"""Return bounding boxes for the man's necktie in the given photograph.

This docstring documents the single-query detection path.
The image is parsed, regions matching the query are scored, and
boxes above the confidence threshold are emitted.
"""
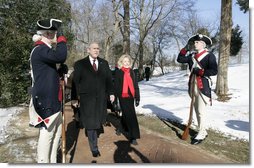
[93,59,97,71]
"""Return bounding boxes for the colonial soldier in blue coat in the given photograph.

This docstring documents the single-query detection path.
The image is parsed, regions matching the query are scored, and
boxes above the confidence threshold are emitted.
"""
[177,34,218,145]
[72,42,115,157]
[30,18,67,163]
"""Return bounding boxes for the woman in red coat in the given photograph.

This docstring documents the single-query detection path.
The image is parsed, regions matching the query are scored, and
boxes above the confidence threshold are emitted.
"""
[114,54,140,145]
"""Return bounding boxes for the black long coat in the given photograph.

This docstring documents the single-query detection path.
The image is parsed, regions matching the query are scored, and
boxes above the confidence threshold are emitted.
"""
[73,56,114,129]
[177,50,218,98]
[114,68,140,139]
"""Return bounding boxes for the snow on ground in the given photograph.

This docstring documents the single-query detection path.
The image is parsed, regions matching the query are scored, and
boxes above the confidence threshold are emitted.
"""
[136,63,249,141]
[0,107,23,144]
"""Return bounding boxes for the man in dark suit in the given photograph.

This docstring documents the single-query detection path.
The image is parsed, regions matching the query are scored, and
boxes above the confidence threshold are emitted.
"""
[72,42,115,157]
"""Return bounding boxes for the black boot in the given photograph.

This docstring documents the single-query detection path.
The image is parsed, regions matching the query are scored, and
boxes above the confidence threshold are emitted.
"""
[130,139,138,145]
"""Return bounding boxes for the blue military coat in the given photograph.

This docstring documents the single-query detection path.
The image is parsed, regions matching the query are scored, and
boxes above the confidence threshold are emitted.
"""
[30,40,67,128]
[177,48,218,99]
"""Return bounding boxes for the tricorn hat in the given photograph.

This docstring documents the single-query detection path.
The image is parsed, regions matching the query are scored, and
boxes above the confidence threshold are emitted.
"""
[36,18,62,30]
[188,34,212,46]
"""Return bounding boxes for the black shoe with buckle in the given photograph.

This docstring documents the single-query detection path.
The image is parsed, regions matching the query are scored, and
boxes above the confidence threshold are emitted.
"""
[92,150,101,157]
[191,134,208,144]
[191,133,198,140]
[191,139,204,145]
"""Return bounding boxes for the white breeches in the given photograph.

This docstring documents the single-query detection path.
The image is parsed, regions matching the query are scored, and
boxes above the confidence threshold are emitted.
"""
[37,113,62,163]
[192,80,209,139]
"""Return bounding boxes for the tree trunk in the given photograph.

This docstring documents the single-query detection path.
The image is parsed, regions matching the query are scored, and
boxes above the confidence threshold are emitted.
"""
[104,0,121,61]
[151,43,158,73]
[138,43,144,80]
[215,0,232,100]
[104,37,112,61]
[122,0,130,55]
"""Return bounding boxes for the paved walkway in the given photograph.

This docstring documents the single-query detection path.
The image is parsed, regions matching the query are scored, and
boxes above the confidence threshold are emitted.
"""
[60,104,232,164]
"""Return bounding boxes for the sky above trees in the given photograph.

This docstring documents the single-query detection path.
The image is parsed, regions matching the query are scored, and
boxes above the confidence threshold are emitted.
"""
[195,0,249,33]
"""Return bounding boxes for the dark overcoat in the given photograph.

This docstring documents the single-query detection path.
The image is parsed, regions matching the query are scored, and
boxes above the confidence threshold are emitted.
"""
[31,41,67,120]
[73,56,114,129]
[177,50,218,98]
[114,68,140,139]
[114,69,140,101]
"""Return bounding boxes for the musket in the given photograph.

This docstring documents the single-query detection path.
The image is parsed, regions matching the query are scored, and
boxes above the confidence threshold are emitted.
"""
[60,76,66,163]
[182,74,195,140]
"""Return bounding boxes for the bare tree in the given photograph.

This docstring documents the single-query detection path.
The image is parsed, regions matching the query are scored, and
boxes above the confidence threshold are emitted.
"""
[156,46,168,75]
[99,0,122,61]
[70,0,122,63]
[121,0,131,54]
[215,0,232,101]
[71,0,98,59]
[149,19,172,73]
[131,0,177,76]
[146,0,196,73]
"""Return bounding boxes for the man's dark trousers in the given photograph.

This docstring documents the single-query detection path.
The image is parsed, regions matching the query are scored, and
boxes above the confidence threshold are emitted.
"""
[86,129,98,152]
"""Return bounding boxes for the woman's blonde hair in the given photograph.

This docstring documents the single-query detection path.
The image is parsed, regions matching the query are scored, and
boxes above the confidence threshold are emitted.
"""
[117,54,133,69]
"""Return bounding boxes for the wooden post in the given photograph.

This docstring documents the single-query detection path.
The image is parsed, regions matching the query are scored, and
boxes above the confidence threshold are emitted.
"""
[61,78,66,163]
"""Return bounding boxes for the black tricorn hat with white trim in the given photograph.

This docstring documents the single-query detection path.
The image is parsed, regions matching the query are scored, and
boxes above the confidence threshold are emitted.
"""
[36,18,62,30]
[188,34,212,46]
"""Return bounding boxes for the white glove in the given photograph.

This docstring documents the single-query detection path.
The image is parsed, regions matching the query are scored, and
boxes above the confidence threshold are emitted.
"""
[110,95,115,103]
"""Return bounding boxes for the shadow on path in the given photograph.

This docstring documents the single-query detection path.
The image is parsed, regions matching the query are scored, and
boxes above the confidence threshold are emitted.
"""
[57,119,80,163]
[113,140,150,163]
[142,104,198,139]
